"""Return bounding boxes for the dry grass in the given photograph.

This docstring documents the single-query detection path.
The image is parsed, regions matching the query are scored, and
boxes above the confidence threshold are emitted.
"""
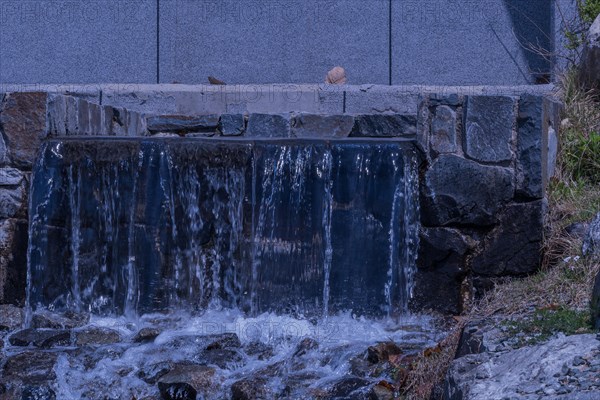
[403,321,464,400]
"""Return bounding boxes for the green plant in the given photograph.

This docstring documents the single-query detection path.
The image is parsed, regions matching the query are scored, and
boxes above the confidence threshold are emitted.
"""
[505,307,593,346]
[557,69,600,184]
[579,0,600,24]
[561,0,600,52]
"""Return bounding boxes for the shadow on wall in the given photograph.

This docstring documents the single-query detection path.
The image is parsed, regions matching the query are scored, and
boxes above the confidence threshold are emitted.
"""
[502,0,554,83]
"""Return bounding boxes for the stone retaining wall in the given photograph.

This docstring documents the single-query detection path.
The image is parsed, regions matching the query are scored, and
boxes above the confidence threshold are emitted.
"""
[0,86,562,314]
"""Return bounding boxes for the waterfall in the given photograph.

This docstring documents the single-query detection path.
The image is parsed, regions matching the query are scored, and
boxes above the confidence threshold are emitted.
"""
[27,138,419,318]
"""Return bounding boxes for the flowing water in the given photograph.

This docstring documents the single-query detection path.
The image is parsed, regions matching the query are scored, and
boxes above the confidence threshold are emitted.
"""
[27,138,419,318]
[17,137,434,398]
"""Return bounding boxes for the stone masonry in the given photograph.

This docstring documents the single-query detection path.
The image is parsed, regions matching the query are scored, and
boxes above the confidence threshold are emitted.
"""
[0,86,561,314]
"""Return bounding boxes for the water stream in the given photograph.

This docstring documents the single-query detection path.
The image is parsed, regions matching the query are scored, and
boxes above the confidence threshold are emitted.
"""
[27,138,420,318]
[18,137,430,398]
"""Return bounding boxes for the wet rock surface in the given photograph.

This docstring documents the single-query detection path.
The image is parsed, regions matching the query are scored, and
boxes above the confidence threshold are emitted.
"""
[74,326,122,346]
[8,328,70,348]
[0,304,23,330]
[444,318,600,400]
[0,309,443,399]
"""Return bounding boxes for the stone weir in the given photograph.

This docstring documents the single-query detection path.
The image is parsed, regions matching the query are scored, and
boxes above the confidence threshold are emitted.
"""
[0,85,562,315]
[27,138,419,317]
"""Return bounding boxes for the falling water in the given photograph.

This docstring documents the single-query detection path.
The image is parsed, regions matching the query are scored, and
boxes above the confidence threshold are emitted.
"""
[27,138,419,318]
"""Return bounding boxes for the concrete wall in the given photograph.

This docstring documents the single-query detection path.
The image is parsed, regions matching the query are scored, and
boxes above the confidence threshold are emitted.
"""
[0,1,575,85]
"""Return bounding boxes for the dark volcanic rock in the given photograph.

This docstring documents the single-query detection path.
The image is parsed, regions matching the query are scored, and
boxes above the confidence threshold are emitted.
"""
[146,115,219,135]
[293,337,319,357]
[0,185,25,219]
[328,376,370,398]
[0,219,28,305]
[0,167,24,186]
[31,310,89,329]
[292,114,354,138]
[413,227,474,314]
[420,155,514,227]
[0,304,23,330]
[157,364,215,400]
[246,114,291,137]
[465,96,515,163]
[244,341,274,360]
[350,114,417,137]
[583,212,600,257]
[369,383,395,400]
[204,332,241,350]
[367,342,402,364]
[455,323,488,358]
[74,326,121,346]
[516,95,545,199]
[199,348,245,369]
[231,377,270,400]
[471,201,544,277]
[430,105,458,155]
[218,114,245,136]
[8,328,70,348]
[579,14,600,91]
[0,92,48,168]
[3,351,58,382]
[138,361,173,384]
[133,327,162,343]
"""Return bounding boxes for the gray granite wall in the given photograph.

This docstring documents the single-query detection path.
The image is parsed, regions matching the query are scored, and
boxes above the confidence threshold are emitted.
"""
[0,1,575,85]
[0,87,561,314]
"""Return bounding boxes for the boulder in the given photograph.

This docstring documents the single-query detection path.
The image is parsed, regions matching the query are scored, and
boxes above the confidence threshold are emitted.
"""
[31,310,89,329]
[412,227,474,314]
[146,115,219,135]
[293,337,319,358]
[74,326,121,346]
[366,341,403,364]
[8,328,70,348]
[246,114,291,137]
[231,377,270,400]
[0,219,28,305]
[0,304,23,330]
[138,361,173,384]
[218,114,245,136]
[516,95,545,199]
[349,114,417,137]
[204,332,241,350]
[0,185,26,219]
[292,114,354,138]
[420,155,514,227]
[327,376,370,398]
[0,167,24,186]
[465,96,515,163]
[2,351,58,382]
[0,92,48,168]
[133,327,161,343]
[244,341,274,360]
[443,334,599,400]
[579,14,600,91]
[471,201,544,277]
[430,105,458,155]
[157,364,215,400]
[582,212,600,256]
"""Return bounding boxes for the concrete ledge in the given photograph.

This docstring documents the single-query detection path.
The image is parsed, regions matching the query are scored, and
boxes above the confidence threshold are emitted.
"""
[1,84,557,116]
